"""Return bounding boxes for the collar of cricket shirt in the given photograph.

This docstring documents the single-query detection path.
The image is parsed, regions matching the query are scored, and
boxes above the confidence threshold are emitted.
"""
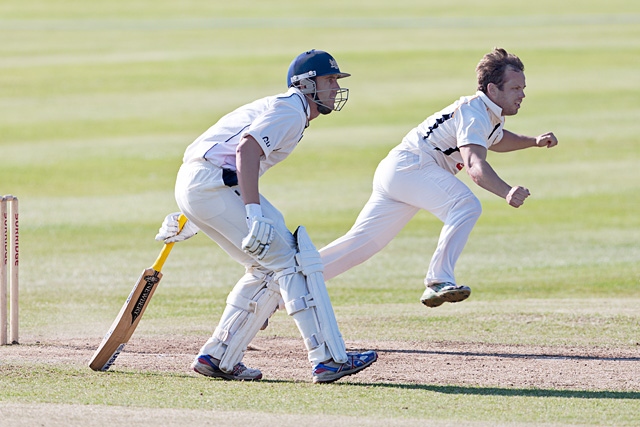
[476,90,503,118]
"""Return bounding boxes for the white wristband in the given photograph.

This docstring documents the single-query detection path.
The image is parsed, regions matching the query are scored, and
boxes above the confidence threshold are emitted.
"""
[245,203,263,219]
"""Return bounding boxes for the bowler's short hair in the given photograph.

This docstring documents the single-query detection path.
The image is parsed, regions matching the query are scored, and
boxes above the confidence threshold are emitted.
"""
[476,48,525,93]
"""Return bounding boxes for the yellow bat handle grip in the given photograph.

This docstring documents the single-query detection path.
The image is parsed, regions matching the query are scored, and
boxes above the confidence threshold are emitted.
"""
[151,214,188,271]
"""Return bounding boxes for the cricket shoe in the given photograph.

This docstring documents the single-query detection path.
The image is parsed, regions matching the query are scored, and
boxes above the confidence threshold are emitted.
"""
[191,354,262,381]
[312,350,378,384]
[421,282,471,308]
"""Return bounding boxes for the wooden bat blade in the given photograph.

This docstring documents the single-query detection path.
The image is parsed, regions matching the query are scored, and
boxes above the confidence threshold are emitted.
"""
[88,268,163,371]
[89,214,186,372]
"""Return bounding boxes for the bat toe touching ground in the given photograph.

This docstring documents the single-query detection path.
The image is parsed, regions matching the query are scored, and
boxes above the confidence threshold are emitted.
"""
[88,214,186,371]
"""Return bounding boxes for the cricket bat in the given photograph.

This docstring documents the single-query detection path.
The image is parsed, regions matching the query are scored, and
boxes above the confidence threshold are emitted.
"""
[89,214,187,371]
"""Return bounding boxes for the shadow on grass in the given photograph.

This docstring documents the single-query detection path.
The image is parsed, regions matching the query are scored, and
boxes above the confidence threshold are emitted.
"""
[256,379,640,399]
[353,383,640,400]
[83,370,640,400]
[374,347,640,362]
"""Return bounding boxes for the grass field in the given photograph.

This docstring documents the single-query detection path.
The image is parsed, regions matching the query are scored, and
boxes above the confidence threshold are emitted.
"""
[1,1,640,426]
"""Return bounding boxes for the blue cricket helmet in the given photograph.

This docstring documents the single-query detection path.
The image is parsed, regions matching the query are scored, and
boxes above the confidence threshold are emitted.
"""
[287,50,350,87]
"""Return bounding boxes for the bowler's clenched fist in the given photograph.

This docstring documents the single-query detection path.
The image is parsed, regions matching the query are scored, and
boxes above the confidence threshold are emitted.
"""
[535,132,558,148]
[506,185,530,208]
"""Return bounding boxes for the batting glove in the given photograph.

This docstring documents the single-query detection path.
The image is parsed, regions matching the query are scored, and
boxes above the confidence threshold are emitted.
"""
[242,217,275,260]
[155,212,199,243]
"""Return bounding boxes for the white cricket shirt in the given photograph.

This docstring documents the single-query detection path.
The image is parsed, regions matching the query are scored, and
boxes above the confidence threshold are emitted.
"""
[182,87,310,176]
[399,91,505,174]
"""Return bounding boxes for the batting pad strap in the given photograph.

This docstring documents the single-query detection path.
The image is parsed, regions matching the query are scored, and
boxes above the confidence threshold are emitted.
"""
[303,331,325,351]
[226,276,279,314]
[295,250,324,275]
[210,345,227,362]
[213,326,231,344]
[246,268,272,283]
[273,266,300,282]
[284,294,316,316]
[227,292,257,313]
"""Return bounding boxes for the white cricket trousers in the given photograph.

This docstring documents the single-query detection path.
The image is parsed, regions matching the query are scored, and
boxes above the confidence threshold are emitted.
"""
[174,159,334,368]
[319,148,482,286]
[174,159,293,271]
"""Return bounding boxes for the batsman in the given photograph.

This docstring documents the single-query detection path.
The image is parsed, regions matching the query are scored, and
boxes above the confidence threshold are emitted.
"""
[156,50,377,383]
